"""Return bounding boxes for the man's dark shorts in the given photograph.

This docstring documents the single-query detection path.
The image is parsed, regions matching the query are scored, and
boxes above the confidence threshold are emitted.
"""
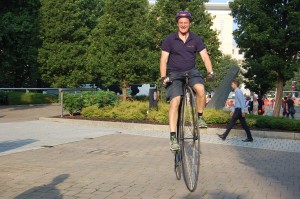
[166,68,205,101]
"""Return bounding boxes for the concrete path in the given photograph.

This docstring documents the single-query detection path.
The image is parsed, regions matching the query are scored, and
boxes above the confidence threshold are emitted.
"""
[0,104,61,123]
[1,120,300,157]
[1,133,300,199]
[1,105,300,198]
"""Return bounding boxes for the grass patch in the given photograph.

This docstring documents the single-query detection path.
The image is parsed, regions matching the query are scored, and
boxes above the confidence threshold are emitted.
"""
[0,91,58,105]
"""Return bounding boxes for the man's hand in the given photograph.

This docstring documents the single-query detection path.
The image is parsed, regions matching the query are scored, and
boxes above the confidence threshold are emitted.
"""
[160,77,170,86]
[242,112,246,118]
[206,73,214,82]
[230,111,234,117]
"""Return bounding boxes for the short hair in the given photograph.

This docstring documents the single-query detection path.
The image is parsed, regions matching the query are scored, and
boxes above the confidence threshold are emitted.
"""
[284,97,287,100]
[232,79,240,87]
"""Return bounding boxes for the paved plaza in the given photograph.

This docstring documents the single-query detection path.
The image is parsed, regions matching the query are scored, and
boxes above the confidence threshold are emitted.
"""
[0,105,300,199]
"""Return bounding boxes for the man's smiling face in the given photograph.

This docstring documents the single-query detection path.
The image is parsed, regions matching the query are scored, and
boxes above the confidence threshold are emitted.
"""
[177,17,191,34]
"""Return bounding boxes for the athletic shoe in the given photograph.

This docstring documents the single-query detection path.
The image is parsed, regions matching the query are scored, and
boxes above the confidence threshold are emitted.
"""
[198,116,207,128]
[170,136,180,151]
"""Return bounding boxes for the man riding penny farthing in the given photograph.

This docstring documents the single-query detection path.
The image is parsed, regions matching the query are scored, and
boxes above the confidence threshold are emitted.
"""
[159,10,214,192]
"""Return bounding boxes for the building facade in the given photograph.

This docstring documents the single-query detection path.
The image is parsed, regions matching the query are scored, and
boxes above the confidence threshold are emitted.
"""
[205,3,233,56]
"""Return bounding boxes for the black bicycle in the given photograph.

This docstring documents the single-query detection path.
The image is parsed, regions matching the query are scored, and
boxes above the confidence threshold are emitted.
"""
[171,73,201,192]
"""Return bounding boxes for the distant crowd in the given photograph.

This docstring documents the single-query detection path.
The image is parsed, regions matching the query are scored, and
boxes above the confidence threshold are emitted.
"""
[224,94,297,119]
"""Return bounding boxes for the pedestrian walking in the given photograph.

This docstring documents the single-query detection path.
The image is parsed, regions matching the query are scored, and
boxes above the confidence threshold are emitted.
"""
[286,94,296,119]
[282,96,287,117]
[257,95,264,115]
[245,96,253,114]
[217,80,253,142]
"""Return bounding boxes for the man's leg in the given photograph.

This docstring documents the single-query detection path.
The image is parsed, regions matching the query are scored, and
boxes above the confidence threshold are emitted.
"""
[169,96,181,132]
[193,84,206,114]
[291,113,295,119]
[239,116,253,140]
[193,83,207,128]
[169,96,181,151]
[219,109,240,140]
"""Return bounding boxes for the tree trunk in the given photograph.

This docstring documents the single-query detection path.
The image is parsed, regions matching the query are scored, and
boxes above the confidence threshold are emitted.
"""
[273,79,284,117]
[121,81,127,101]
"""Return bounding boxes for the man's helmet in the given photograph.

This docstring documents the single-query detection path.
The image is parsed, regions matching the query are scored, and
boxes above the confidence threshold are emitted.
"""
[176,11,192,22]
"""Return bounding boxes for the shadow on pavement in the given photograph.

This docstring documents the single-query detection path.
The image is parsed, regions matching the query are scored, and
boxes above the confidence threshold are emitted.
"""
[204,191,246,199]
[0,139,38,153]
[14,174,69,199]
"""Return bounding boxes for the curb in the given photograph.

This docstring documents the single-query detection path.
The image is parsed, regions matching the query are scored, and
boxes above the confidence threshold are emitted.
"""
[39,117,300,140]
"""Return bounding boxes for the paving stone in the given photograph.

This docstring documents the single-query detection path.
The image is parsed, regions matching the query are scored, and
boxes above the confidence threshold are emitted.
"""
[1,124,300,198]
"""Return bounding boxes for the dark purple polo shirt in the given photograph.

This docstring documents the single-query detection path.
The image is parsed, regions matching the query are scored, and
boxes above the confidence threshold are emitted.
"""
[162,31,206,72]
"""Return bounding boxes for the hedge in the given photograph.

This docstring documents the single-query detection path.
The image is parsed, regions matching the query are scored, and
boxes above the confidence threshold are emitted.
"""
[81,101,300,132]
[0,91,58,105]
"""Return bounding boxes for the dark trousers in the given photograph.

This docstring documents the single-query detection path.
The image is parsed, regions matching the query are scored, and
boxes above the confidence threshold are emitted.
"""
[224,108,253,139]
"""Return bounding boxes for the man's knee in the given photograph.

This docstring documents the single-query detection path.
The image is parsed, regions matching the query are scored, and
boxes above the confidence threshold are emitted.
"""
[170,96,181,109]
[193,84,205,97]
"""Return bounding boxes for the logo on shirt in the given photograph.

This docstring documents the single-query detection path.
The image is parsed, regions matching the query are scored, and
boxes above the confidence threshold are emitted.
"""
[187,45,195,48]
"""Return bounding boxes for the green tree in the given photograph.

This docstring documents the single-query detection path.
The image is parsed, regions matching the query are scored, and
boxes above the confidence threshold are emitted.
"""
[284,69,300,92]
[0,0,41,87]
[230,0,300,117]
[148,0,222,91]
[38,0,103,88]
[89,0,153,100]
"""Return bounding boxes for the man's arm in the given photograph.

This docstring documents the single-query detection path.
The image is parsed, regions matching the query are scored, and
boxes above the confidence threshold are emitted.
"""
[237,90,245,113]
[199,49,213,73]
[160,50,169,78]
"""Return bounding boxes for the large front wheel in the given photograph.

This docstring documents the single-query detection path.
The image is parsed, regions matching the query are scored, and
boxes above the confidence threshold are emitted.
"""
[180,86,200,192]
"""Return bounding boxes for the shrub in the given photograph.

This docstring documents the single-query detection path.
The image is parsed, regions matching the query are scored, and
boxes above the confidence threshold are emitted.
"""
[63,91,119,115]
[82,91,119,108]
[203,109,231,124]
[81,100,300,132]
[0,91,57,105]
[63,93,83,116]
[82,101,148,120]
[132,95,148,101]
[253,115,300,131]
[147,102,169,124]
[0,92,9,105]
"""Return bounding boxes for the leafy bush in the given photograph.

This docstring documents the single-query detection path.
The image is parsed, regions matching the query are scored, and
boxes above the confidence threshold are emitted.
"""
[82,91,119,108]
[250,115,300,131]
[132,95,148,101]
[203,109,230,124]
[81,100,300,132]
[147,102,169,124]
[63,91,119,115]
[63,93,83,116]
[82,101,148,120]
[0,92,9,105]
[0,91,57,105]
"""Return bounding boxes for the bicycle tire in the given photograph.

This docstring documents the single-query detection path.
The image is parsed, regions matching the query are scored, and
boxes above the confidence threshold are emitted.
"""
[181,85,200,192]
[174,151,182,180]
